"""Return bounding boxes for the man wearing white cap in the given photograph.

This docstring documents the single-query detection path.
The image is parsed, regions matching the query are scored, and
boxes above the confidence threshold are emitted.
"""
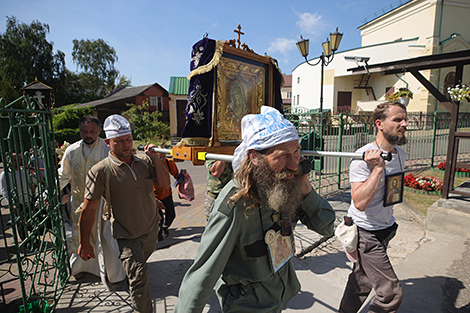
[58,115,125,287]
[174,106,335,313]
[338,101,407,313]
[78,114,170,313]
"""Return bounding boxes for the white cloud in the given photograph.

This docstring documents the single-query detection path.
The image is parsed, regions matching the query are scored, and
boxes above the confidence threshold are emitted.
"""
[267,38,297,56]
[296,12,323,37]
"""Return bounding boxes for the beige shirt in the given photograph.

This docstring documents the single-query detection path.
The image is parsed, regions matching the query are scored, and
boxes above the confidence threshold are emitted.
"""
[85,152,159,239]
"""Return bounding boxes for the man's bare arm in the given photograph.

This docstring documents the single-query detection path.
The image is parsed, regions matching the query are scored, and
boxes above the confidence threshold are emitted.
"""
[78,198,100,260]
[351,150,385,211]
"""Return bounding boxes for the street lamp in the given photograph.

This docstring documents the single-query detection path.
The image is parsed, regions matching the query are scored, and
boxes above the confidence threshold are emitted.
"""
[296,27,343,112]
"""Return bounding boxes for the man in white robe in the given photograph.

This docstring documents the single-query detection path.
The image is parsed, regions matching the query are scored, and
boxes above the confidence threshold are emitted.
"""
[59,115,125,288]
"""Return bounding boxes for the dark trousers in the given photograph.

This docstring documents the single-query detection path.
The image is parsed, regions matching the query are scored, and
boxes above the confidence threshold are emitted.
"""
[339,223,403,313]
[159,195,175,229]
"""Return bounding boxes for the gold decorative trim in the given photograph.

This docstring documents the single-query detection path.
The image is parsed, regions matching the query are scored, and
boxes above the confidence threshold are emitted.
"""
[187,40,225,80]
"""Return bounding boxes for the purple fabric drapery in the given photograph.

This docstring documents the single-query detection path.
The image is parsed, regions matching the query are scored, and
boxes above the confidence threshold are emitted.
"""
[181,38,216,139]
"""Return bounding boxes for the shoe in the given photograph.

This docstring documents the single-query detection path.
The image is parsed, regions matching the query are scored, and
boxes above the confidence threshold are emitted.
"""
[73,272,86,280]
[158,233,164,242]
[163,227,169,237]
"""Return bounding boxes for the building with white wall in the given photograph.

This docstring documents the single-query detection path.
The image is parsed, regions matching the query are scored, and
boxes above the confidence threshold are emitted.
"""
[292,0,470,113]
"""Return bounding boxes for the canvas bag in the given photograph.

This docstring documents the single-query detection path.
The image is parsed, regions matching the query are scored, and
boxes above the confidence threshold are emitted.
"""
[175,169,195,201]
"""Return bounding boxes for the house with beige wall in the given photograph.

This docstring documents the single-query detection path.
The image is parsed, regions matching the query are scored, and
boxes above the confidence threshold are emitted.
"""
[292,0,470,113]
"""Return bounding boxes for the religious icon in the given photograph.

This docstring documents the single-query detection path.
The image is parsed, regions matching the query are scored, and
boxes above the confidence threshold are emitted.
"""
[265,230,294,273]
[384,172,404,207]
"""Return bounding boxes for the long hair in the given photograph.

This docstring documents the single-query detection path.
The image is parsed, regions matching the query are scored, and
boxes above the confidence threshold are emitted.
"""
[229,154,262,213]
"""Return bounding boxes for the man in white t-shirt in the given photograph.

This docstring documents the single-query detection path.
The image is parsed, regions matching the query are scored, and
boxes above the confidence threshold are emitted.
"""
[338,101,408,313]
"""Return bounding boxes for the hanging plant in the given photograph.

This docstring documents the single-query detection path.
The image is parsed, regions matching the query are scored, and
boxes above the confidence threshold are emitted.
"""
[386,88,413,101]
[447,84,470,102]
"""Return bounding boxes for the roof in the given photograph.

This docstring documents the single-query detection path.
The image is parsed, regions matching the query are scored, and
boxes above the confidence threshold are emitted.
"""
[169,76,190,95]
[347,49,470,76]
[283,75,292,87]
[358,0,413,28]
[75,83,164,108]
[22,79,53,90]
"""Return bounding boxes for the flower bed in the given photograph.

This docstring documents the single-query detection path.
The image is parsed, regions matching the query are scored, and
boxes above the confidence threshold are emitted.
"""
[404,173,443,194]
[433,161,470,177]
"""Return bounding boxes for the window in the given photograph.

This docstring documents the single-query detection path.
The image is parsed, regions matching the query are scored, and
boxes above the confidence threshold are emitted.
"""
[150,96,163,111]
[297,95,300,106]
[287,91,292,98]
[297,77,300,84]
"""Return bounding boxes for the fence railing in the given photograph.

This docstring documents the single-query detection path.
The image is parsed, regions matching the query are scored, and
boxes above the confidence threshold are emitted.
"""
[284,110,470,195]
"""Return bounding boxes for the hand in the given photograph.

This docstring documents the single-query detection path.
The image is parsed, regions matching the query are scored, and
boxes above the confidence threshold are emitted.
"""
[157,146,166,160]
[298,157,313,197]
[78,243,95,261]
[61,194,70,204]
[363,149,385,169]
[145,143,159,160]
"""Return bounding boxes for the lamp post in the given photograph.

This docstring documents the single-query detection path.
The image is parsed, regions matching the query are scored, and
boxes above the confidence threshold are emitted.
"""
[296,28,343,112]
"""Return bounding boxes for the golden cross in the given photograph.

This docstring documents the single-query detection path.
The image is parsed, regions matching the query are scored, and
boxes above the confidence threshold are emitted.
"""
[234,24,244,49]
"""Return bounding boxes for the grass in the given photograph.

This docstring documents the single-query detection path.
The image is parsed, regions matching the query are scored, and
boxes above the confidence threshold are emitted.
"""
[403,169,469,216]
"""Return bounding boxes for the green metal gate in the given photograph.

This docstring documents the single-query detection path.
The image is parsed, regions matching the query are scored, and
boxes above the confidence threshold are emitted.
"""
[0,96,69,312]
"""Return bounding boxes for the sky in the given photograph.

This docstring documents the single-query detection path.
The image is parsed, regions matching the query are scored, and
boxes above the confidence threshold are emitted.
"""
[1,0,401,90]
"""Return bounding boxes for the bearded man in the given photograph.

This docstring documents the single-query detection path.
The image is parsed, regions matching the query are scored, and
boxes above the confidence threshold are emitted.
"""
[174,106,335,313]
[338,101,408,313]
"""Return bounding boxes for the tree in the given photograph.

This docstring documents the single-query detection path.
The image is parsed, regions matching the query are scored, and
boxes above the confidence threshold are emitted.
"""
[52,105,94,145]
[72,38,130,98]
[0,16,66,103]
[123,100,170,143]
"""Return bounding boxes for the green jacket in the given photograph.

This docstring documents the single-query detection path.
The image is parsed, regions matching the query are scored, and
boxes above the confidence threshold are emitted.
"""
[174,180,335,313]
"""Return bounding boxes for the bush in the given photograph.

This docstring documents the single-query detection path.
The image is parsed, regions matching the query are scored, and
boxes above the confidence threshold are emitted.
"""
[54,128,80,146]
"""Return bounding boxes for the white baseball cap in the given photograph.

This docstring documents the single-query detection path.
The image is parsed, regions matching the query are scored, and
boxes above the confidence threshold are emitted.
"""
[103,115,132,139]
[335,219,359,263]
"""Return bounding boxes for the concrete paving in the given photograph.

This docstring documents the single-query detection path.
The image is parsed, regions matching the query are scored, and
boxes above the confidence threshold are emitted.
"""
[51,160,470,313]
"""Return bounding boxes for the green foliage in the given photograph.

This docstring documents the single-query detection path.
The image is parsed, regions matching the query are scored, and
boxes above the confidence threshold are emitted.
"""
[51,106,94,144]
[0,16,66,99]
[123,100,170,142]
[54,128,80,146]
[0,16,131,106]
[71,38,131,98]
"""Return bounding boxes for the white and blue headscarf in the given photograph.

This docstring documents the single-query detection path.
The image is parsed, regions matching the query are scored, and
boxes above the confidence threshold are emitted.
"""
[232,106,300,172]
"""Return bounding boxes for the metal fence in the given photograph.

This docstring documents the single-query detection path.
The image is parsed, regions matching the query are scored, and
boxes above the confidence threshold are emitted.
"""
[0,96,69,311]
[285,109,470,195]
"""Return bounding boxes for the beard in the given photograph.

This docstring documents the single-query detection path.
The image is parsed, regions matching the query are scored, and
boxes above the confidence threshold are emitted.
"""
[83,137,96,145]
[383,129,408,146]
[252,158,304,215]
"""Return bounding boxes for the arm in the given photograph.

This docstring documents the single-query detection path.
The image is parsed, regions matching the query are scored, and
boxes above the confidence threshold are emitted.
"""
[58,147,73,190]
[168,160,179,179]
[145,144,171,189]
[351,149,385,211]
[297,188,336,237]
[78,198,100,260]
[209,161,226,178]
[174,202,238,313]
